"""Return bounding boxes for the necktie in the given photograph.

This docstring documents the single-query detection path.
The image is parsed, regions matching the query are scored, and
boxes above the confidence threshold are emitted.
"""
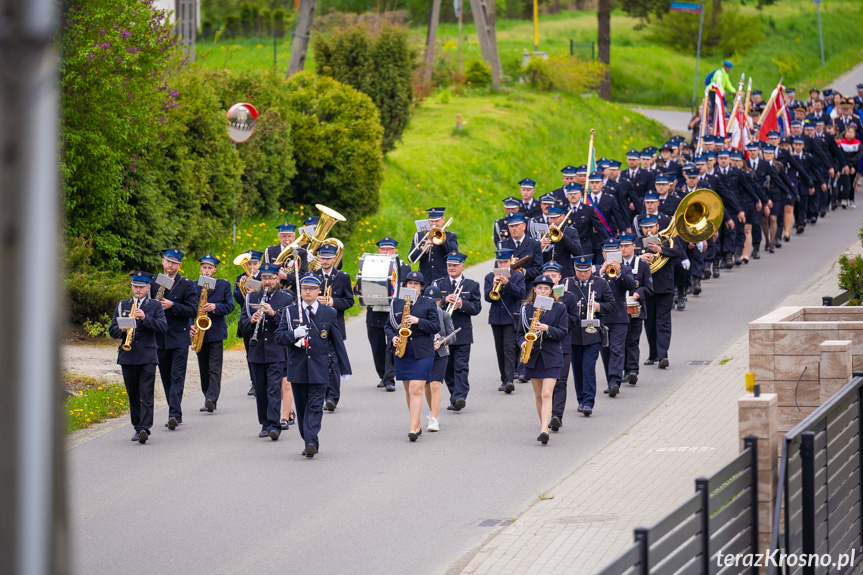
[306,305,315,323]
[452,279,458,293]
[515,241,520,249]
[593,195,599,205]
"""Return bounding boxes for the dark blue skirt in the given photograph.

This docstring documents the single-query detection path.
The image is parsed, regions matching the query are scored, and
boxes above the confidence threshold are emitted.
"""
[524,353,559,380]
[395,344,434,381]
[426,354,448,383]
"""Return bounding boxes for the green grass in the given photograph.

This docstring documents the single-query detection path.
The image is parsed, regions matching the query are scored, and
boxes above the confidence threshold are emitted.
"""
[195,86,667,349]
[196,0,863,108]
[65,373,129,434]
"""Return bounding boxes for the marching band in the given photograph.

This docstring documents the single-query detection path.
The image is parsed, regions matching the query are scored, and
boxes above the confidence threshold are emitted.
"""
[110,90,863,448]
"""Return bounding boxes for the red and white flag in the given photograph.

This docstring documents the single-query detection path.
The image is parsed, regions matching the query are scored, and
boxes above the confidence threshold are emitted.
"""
[759,84,791,141]
[711,82,727,138]
[727,104,749,150]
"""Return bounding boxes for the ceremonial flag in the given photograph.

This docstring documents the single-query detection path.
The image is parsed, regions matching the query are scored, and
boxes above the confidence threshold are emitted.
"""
[584,128,612,234]
[586,128,597,175]
[711,83,727,138]
[758,82,790,141]
[727,105,750,150]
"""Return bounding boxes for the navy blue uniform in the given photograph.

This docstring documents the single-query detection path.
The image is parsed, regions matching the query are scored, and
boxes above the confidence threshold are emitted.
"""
[433,276,482,407]
[621,254,653,379]
[151,274,198,423]
[264,244,308,291]
[234,270,261,391]
[239,288,293,434]
[409,229,458,283]
[541,226,583,279]
[276,302,351,452]
[644,240,685,363]
[566,203,610,261]
[384,296,440,361]
[313,267,354,404]
[551,289,580,422]
[484,269,526,387]
[519,198,543,221]
[109,297,168,436]
[599,265,637,391]
[195,278,235,408]
[517,301,569,374]
[499,235,542,282]
[621,167,654,198]
[566,275,615,412]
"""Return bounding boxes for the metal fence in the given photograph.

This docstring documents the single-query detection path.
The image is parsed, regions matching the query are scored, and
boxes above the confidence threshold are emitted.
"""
[769,375,863,575]
[596,437,759,575]
[570,40,595,60]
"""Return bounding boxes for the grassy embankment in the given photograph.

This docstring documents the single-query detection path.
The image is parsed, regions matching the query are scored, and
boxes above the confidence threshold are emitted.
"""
[195,0,863,108]
[65,373,130,434]
[193,87,666,350]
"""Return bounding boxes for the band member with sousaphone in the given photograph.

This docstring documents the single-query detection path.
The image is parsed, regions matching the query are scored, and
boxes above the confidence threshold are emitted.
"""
[384,271,440,442]
[239,263,293,441]
[275,274,351,458]
[619,233,653,386]
[517,274,569,445]
[109,271,167,444]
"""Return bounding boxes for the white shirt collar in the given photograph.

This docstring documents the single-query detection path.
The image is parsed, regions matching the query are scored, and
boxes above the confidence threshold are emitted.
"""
[449,275,464,284]
[303,301,320,314]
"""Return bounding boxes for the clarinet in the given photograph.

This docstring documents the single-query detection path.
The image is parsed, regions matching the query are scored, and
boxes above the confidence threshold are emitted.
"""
[250,286,270,344]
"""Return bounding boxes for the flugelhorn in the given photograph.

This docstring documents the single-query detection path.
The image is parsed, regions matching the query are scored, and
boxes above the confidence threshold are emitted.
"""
[605,261,621,278]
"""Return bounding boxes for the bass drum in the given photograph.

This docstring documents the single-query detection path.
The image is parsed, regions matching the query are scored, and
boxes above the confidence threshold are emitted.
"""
[356,253,400,311]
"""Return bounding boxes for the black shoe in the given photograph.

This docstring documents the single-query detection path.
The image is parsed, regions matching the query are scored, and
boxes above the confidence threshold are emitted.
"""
[166,417,178,430]
[658,358,669,369]
[538,432,549,445]
[498,383,507,391]
[783,234,790,242]
[550,417,561,432]
[627,372,638,385]
[138,430,148,444]
[377,380,386,388]
[268,429,280,441]
[733,255,742,266]
[676,296,686,311]
[692,278,702,295]
[259,430,269,438]
[685,285,693,295]
[325,400,336,412]
[247,385,255,396]
[820,211,827,218]
[603,388,609,394]
[280,419,290,430]
[205,399,215,413]
[768,245,775,254]
[752,249,760,260]
[447,405,455,411]
[516,376,529,383]
[454,398,466,410]
[712,261,720,279]
[609,384,619,398]
[741,258,749,265]
[305,444,317,458]
[288,411,295,426]
[724,254,733,269]
[504,382,515,394]
[408,432,418,442]
[300,447,307,456]
[796,225,805,234]
[703,268,711,279]
[774,241,782,249]
[199,406,209,412]
[582,406,592,416]
[577,404,583,413]
[385,383,395,392]
[131,432,140,442]
[809,216,817,224]
[644,359,656,366]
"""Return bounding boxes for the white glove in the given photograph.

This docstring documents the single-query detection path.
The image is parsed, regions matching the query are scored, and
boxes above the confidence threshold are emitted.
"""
[293,325,309,339]
[696,241,705,253]
[681,258,691,270]
[340,373,351,385]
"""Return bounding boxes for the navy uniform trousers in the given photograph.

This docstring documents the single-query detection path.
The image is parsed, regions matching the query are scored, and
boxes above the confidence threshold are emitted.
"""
[122,364,157,433]
[445,344,471,404]
[294,382,326,449]
[600,323,628,389]
[572,343,601,410]
[157,347,189,421]
[645,294,673,361]
[624,317,644,375]
[197,341,224,405]
[250,361,284,432]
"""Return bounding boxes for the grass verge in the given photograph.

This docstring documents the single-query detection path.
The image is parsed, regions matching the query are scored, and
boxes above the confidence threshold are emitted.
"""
[65,372,129,434]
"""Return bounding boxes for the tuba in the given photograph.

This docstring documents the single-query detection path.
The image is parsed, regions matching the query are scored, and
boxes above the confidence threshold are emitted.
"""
[275,204,346,271]
[649,189,724,274]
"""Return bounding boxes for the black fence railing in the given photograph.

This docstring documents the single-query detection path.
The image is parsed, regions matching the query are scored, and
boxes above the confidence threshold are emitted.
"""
[769,374,863,575]
[822,290,852,307]
[595,437,759,575]
[569,40,595,60]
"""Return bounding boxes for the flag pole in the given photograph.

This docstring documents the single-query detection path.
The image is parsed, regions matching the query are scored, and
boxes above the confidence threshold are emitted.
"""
[757,77,783,127]
[587,128,596,172]
[743,77,753,129]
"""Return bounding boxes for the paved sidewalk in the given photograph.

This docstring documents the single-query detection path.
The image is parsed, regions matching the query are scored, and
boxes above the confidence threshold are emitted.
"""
[825,60,863,97]
[455,237,863,575]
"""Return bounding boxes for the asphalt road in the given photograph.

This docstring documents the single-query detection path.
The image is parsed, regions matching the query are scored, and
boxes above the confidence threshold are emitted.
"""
[69,207,862,575]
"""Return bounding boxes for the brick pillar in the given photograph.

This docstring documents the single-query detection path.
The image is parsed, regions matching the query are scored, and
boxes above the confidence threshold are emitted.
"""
[820,340,853,402]
[739,392,778,565]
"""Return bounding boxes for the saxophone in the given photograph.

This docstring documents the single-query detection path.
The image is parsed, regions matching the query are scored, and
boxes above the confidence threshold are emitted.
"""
[190,285,212,353]
[394,298,412,358]
[122,298,138,351]
[520,307,543,363]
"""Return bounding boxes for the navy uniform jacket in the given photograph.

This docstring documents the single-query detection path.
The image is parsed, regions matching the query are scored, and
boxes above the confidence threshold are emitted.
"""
[620,254,654,320]
[549,186,568,205]
[499,236,542,282]
[658,191,682,217]
[634,212,672,236]
[313,268,354,340]
[610,177,642,217]
[384,296,440,359]
[109,297,168,365]
[492,217,512,245]
[239,288,293,363]
[621,167,654,198]
[601,265,638,325]
[517,301,569,369]
[360,260,411,328]
[264,244,310,291]
[432,276,482,345]
[717,167,762,210]
[233,271,260,337]
[275,303,352,383]
[586,190,627,235]
[566,203,610,254]
[410,230,458,283]
[699,171,741,219]
[567,274,616,346]
[483,269,526,325]
[196,278,235,343]
[542,225,583,279]
[555,288,580,348]
[643,240,685,294]
[518,198,543,220]
[150,274,198,350]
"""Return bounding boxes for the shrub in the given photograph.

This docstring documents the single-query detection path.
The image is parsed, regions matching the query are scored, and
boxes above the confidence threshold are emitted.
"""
[465,59,492,86]
[522,55,608,93]
[65,236,131,324]
[838,253,863,305]
[645,2,761,57]
[314,23,416,153]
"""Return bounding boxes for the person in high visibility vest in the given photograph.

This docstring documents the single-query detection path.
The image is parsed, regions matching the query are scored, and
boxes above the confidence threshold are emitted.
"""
[708,60,737,98]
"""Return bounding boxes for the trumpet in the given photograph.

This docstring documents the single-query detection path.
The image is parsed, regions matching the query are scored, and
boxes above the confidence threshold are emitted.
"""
[122,298,138,351]
[520,308,542,363]
[584,281,597,334]
[394,297,412,358]
[489,276,504,301]
[445,284,463,315]
[605,261,621,278]
[407,217,453,264]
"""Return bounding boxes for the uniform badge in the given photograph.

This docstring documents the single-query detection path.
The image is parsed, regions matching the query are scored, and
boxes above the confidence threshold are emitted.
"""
[635,280,640,288]
[320,329,328,339]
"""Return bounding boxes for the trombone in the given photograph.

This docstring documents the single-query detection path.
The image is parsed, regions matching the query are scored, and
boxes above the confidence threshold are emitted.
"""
[542,208,572,252]
[407,217,453,264]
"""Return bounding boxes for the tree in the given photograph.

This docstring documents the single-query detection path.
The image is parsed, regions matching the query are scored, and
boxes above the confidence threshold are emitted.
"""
[597,0,611,99]
[287,0,316,76]
[421,0,443,91]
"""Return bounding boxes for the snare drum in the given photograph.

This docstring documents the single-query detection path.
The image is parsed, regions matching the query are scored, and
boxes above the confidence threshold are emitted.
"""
[357,253,400,311]
[626,296,641,318]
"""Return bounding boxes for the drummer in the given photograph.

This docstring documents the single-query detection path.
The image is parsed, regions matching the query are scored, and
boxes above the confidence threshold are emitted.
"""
[619,233,653,386]
[357,237,411,392]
